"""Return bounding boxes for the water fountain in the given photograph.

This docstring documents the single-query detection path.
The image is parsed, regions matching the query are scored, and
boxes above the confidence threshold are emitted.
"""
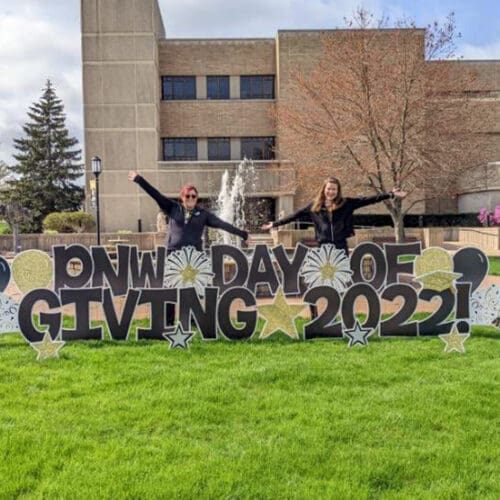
[216,158,257,246]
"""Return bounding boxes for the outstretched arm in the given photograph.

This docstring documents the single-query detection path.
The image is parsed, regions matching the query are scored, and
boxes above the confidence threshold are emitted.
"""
[351,193,393,210]
[206,212,249,241]
[128,171,176,215]
[351,189,406,210]
[261,204,312,231]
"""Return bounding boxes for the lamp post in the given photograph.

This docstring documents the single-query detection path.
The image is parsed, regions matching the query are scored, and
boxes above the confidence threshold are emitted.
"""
[91,156,102,246]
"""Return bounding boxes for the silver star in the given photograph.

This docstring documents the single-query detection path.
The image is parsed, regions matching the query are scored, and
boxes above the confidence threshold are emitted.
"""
[344,321,374,347]
[163,324,195,349]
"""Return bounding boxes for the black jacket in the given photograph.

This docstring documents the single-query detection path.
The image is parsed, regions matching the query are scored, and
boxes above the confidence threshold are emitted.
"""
[134,175,248,250]
[272,194,393,245]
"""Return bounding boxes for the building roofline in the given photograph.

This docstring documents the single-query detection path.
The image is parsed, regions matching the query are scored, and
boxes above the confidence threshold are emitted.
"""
[161,37,275,42]
[277,28,426,33]
[428,59,500,63]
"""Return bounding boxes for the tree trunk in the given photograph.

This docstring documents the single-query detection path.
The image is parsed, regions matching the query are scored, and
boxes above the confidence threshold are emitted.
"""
[391,213,405,243]
[13,224,19,254]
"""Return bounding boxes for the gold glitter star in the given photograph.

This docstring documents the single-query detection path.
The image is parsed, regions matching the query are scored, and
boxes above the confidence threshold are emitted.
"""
[320,263,336,281]
[181,264,199,283]
[257,287,306,339]
[439,325,470,354]
[30,332,65,360]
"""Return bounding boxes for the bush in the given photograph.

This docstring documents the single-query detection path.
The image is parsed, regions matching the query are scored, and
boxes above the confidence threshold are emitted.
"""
[43,211,96,233]
[0,221,12,234]
[352,213,482,228]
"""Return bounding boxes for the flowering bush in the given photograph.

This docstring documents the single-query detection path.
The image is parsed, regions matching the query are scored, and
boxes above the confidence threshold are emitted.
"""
[478,206,500,226]
[478,208,490,226]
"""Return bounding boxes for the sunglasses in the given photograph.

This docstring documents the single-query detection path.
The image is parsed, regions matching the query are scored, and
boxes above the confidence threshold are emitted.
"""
[184,194,197,199]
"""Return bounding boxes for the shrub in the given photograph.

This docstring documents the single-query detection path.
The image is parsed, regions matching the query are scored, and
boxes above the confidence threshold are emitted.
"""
[0,221,12,234]
[43,211,95,233]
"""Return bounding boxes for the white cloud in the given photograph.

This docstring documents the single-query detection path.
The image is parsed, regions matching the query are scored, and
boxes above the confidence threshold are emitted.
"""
[460,40,500,60]
[0,3,82,164]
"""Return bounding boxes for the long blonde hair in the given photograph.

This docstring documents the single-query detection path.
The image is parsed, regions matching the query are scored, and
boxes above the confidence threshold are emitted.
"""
[311,177,343,212]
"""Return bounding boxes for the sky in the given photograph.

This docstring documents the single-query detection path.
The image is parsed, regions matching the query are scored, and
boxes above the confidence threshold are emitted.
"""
[0,0,498,165]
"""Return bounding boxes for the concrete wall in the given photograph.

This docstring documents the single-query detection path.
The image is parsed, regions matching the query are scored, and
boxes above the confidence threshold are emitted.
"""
[81,0,165,232]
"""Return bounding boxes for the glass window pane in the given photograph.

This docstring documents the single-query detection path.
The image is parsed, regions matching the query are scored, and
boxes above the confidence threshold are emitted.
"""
[207,76,229,99]
[208,138,230,160]
[220,78,229,98]
[161,76,195,100]
[241,137,275,160]
[240,76,274,99]
[163,138,197,161]
[186,78,196,98]
[263,77,274,98]
[207,78,216,98]
[240,76,250,99]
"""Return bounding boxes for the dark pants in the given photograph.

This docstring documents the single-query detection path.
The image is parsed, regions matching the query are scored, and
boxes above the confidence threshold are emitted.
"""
[166,303,176,326]
[310,242,349,319]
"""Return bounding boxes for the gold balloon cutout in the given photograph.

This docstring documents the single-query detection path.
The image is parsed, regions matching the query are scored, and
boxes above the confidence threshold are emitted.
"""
[12,250,54,294]
[414,248,461,292]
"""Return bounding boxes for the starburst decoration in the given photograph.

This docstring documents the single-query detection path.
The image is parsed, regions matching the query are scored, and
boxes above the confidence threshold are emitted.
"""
[470,284,500,327]
[300,244,352,292]
[0,293,20,334]
[29,332,65,360]
[164,246,214,294]
[439,324,470,354]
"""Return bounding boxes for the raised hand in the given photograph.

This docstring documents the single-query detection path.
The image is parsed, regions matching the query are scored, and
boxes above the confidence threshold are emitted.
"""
[261,222,273,231]
[128,170,139,182]
[392,188,407,198]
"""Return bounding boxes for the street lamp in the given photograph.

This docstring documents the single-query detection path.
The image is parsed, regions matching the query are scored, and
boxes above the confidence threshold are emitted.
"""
[91,156,102,246]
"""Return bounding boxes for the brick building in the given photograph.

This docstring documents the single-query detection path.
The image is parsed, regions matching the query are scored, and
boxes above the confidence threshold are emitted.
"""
[81,0,500,232]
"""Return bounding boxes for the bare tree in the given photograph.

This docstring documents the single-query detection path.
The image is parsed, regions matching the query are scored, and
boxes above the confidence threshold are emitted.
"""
[277,9,494,241]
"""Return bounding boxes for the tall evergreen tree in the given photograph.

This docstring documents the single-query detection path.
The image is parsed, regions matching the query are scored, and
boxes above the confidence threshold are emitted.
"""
[4,80,83,232]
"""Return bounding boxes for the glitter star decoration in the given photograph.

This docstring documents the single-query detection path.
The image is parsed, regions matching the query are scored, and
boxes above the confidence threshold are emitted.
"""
[30,332,65,360]
[344,320,375,347]
[163,324,195,349]
[257,287,306,340]
[439,324,470,354]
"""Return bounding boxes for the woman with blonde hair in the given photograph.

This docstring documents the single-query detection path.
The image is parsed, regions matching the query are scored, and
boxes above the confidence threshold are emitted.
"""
[262,176,406,254]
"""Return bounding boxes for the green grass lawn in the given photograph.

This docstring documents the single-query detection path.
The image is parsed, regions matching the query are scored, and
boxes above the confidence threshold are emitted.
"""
[489,257,500,276]
[0,319,499,498]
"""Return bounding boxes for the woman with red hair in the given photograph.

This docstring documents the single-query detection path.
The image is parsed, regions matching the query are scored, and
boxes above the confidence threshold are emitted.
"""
[129,171,249,326]
[128,171,249,251]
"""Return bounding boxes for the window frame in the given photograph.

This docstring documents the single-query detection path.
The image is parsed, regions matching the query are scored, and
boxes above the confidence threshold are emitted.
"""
[163,138,198,161]
[240,75,275,99]
[162,76,196,100]
[207,137,231,161]
[207,76,230,100]
[240,137,275,160]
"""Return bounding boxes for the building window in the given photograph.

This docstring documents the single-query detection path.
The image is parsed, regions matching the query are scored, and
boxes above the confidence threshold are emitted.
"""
[241,137,275,160]
[240,76,275,99]
[163,138,197,161]
[207,76,229,99]
[162,76,196,100]
[208,138,231,160]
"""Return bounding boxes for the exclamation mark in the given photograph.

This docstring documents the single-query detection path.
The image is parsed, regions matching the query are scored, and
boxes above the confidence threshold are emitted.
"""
[455,282,471,333]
